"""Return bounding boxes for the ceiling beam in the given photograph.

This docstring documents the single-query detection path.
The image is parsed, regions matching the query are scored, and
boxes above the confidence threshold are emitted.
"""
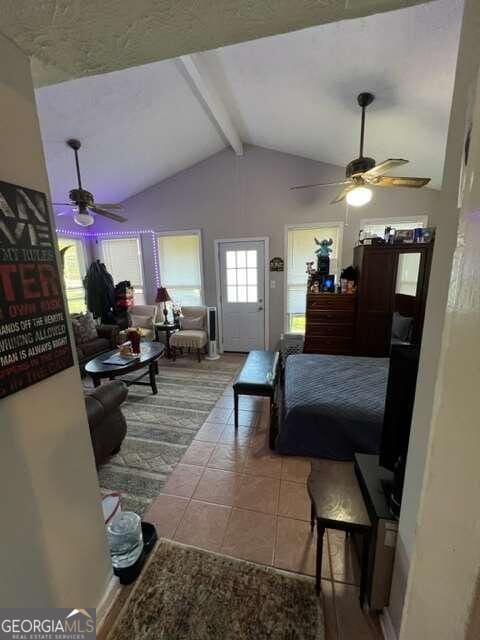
[179,53,243,156]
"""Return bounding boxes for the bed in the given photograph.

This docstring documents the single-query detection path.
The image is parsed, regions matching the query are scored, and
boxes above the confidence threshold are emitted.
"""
[275,353,389,460]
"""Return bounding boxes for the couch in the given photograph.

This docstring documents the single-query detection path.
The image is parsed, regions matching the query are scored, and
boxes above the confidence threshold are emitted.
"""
[71,312,119,370]
[170,306,208,362]
[85,381,128,466]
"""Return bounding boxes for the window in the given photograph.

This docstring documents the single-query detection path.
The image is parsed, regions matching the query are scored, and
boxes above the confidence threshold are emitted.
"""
[226,249,258,303]
[286,224,343,334]
[157,232,203,306]
[57,237,87,314]
[100,237,145,305]
[360,215,428,239]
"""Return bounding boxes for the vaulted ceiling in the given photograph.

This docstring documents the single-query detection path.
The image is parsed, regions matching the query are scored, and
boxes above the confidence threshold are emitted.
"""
[32,0,463,207]
[2,0,434,87]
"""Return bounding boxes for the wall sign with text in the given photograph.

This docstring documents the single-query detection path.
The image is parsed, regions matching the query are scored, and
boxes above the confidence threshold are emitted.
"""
[0,179,73,399]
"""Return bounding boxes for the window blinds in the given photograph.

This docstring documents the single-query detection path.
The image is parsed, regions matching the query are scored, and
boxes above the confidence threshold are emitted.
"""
[101,237,143,288]
[286,225,341,328]
[157,234,202,305]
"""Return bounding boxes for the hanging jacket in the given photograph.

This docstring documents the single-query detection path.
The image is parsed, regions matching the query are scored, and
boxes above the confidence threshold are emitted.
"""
[83,260,116,323]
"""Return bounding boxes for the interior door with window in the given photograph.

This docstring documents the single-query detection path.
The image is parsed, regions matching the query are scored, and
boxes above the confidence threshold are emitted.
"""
[219,240,265,352]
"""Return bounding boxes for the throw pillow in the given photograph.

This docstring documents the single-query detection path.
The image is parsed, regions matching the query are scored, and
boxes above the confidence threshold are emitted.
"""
[71,312,98,344]
[181,315,204,330]
[392,312,413,342]
[131,314,154,330]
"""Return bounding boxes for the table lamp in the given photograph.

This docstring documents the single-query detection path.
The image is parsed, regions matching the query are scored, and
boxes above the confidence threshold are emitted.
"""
[155,287,171,324]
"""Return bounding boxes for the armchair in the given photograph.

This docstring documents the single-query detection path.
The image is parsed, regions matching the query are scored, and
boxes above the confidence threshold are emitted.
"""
[128,305,158,341]
[169,306,208,362]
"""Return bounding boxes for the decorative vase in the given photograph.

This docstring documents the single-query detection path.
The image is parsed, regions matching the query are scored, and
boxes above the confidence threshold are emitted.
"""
[128,329,141,354]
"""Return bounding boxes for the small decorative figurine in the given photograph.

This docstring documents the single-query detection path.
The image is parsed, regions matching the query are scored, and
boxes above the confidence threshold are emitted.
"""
[314,237,333,275]
[314,237,334,258]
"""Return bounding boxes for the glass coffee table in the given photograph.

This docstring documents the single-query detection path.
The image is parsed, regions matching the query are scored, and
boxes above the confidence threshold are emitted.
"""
[85,342,165,394]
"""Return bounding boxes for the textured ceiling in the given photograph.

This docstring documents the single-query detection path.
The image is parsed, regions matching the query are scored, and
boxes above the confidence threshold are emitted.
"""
[212,0,463,189]
[36,60,225,205]
[1,0,433,87]
[35,0,462,207]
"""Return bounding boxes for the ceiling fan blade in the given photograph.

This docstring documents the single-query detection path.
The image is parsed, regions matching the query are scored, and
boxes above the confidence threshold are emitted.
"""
[95,203,125,210]
[330,185,355,204]
[362,159,409,180]
[290,180,351,191]
[373,176,431,188]
[89,206,127,223]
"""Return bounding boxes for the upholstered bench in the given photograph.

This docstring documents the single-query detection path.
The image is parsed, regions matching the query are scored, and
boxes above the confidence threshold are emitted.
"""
[233,350,279,430]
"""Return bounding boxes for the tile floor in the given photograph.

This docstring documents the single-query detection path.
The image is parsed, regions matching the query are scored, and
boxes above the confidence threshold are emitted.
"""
[144,383,383,640]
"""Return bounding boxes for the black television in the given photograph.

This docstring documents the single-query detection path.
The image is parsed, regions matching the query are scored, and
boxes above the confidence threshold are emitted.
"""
[379,344,420,513]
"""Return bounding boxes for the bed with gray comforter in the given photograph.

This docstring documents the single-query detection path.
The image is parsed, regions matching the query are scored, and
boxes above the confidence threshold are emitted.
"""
[276,353,389,460]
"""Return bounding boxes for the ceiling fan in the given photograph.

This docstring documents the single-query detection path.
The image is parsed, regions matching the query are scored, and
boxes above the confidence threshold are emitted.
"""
[290,92,431,206]
[54,139,127,226]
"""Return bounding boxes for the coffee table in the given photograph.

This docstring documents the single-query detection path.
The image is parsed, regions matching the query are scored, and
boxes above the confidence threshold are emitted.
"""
[85,342,165,394]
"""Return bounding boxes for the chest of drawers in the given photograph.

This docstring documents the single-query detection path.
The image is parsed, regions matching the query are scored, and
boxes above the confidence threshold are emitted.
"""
[303,293,357,355]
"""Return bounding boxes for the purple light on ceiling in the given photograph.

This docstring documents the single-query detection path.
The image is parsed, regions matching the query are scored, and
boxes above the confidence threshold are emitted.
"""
[56,227,161,287]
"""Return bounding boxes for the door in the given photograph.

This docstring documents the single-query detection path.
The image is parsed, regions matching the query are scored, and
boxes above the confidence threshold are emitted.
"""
[218,240,265,351]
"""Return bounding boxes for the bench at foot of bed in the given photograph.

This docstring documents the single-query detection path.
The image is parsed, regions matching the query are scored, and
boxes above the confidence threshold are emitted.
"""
[233,350,279,432]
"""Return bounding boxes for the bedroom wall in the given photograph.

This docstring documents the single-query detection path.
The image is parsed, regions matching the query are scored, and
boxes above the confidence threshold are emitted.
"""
[0,31,112,607]
[396,0,480,635]
[388,0,479,635]
[86,144,441,348]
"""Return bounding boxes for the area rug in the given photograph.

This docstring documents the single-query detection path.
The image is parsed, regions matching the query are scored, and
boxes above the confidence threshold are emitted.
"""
[108,540,324,640]
[86,355,243,515]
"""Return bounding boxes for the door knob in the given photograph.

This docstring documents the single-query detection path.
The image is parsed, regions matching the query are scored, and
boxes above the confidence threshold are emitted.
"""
[258,306,263,311]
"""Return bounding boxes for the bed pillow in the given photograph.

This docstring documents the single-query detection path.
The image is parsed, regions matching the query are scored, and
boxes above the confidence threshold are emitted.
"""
[71,312,97,344]
[392,312,413,342]
[181,316,204,330]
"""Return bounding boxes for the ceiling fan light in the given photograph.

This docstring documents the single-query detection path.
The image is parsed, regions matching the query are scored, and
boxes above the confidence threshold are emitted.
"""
[346,186,373,207]
[73,209,95,227]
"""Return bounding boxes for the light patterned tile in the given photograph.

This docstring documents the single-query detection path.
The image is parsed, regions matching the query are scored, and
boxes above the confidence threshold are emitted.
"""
[207,443,248,472]
[162,463,203,498]
[278,480,311,521]
[193,468,242,506]
[174,500,231,551]
[180,441,215,466]
[143,494,189,538]
[222,508,276,565]
[234,474,280,515]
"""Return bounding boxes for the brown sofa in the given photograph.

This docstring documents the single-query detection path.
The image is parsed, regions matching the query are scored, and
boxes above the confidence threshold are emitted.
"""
[85,381,128,466]
[75,324,119,369]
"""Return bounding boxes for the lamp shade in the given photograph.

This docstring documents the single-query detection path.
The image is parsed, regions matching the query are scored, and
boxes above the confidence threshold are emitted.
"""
[155,287,171,303]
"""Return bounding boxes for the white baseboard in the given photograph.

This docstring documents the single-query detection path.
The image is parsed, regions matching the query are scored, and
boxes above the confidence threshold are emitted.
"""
[379,607,398,640]
[96,573,121,631]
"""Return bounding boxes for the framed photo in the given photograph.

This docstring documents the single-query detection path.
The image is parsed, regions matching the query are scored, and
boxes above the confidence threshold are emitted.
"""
[395,229,414,244]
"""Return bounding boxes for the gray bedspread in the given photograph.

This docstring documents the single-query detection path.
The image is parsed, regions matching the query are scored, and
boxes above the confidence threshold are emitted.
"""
[276,354,389,460]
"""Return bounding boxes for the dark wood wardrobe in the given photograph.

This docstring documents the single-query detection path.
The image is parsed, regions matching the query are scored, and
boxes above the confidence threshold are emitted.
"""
[303,243,434,358]
[353,243,434,356]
